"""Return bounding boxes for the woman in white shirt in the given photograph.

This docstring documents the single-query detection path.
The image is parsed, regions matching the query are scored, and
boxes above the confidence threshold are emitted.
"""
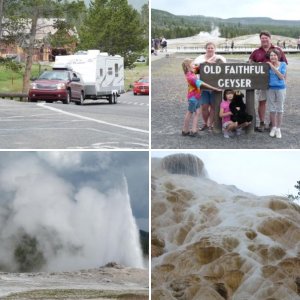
[194,42,226,131]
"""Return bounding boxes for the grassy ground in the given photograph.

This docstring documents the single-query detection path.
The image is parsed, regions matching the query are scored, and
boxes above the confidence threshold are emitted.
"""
[2,289,148,300]
[124,62,149,91]
[0,64,51,93]
[0,62,149,93]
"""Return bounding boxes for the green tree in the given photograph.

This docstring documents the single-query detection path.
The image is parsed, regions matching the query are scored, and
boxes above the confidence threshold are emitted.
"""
[0,56,22,72]
[287,180,300,202]
[78,0,147,68]
[47,19,78,49]
[0,0,3,37]
[140,3,149,39]
[1,0,63,94]
[1,0,85,95]
[14,233,46,272]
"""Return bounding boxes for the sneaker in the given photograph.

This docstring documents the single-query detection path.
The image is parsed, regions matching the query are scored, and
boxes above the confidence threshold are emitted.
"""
[269,127,277,137]
[189,131,198,137]
[275,128,282,139]
[257,122,265,132]
[199,124,208,131]
[236,128,242,136]
[268,122,272,131]
[228,131,235,137]
[223,132,230,138]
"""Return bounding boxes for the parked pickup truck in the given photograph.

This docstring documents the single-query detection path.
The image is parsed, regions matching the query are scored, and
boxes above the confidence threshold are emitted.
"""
[28,69,85,104]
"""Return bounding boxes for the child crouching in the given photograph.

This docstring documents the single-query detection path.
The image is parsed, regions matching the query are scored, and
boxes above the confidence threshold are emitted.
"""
[219,89,238,138]
[229,91,252,135]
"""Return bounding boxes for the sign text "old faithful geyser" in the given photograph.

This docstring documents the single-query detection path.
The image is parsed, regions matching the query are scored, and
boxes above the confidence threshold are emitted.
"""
[200,63,269,90]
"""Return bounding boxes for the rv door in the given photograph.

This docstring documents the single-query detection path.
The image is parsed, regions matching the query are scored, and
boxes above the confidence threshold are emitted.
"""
[103,59,116,90]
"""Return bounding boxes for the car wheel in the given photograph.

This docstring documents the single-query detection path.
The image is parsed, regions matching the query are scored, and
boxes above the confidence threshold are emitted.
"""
[133,92,137,96]
[64,90,71,104]
[28,98,37,102]
[76,92,84,105]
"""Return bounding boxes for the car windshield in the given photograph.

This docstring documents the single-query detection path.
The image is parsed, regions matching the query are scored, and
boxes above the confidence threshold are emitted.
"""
[138,78,149,83]
[38,71,69,81]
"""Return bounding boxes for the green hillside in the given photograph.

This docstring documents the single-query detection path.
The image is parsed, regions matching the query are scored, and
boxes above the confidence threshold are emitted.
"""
[152,9,300,39]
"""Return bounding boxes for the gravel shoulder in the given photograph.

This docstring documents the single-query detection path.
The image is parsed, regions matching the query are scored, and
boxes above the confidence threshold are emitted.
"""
[151,53,300,149]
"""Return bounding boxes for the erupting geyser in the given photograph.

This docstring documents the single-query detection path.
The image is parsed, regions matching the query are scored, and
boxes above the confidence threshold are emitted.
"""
[152,154,300,300]
[0,155,144,272]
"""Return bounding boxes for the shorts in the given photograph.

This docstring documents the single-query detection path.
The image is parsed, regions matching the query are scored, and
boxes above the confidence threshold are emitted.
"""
[267,89,286,113]
[255,89,267,101]
[200,90,215,105]
[188,97,201,113]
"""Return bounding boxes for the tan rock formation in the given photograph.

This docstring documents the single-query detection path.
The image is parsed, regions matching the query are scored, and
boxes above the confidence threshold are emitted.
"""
[152,155,300,300]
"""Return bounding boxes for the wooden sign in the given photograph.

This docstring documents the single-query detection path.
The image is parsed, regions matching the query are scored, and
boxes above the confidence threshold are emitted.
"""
[199,63,269,90]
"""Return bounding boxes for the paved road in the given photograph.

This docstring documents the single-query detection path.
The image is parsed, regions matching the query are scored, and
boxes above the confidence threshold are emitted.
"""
[0,92,149,149]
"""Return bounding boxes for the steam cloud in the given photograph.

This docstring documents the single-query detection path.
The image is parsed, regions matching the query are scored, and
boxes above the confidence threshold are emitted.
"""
[0,152,145,272]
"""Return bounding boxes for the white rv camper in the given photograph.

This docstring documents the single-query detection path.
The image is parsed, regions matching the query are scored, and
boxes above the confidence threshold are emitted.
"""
[53,50,125,104]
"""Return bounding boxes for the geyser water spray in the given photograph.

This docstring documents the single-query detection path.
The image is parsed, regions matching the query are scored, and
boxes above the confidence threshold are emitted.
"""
[0,155,144,272]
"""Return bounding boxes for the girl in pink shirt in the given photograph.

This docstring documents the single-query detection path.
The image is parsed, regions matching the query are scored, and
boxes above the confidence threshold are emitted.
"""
[219,89,238,138]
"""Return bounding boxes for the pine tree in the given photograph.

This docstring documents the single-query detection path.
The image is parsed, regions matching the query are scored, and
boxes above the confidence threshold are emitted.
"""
[78,0,147,68]
[287,180,300,202]
[1,0,85,95]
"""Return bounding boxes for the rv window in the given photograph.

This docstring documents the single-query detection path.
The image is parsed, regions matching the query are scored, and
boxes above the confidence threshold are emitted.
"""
[108,67,113,76]
[115,64,118,77]
[100,69,103,77]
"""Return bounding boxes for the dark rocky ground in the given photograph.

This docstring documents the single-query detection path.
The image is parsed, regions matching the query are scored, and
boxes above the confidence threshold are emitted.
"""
[151,53,300,149]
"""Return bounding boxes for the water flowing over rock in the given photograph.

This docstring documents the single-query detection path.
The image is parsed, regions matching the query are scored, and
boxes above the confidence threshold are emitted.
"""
[161,154,204,177]
[152,156,300,300]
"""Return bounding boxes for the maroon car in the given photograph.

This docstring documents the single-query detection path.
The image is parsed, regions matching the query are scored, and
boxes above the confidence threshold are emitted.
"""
[28,69,86,105]
[133,77,149,95]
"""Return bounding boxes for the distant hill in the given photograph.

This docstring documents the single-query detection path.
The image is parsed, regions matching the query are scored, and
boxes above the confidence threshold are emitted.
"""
[225,17,300,27]
[152,8,300,39]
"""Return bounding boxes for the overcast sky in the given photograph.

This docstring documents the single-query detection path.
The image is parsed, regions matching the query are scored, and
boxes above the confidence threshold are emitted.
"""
[0,152,149,231]
[151,0,300,20]
[152,150,300,198]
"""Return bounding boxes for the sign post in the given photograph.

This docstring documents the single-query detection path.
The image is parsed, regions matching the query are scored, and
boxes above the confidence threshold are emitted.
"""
[200,63,269,133]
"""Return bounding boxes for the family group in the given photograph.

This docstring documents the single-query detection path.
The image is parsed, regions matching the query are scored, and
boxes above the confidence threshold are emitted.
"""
[182,31,288,139]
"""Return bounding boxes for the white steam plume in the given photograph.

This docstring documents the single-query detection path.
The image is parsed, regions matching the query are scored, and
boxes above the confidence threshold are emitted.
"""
[0,154,144,272]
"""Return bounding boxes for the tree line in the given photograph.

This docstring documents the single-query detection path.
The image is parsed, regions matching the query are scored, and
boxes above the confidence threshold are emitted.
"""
[0,0,148,94]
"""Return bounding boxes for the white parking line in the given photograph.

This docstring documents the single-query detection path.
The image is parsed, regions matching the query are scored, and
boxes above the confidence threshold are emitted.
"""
[37,103,149,134]
[119,101,149,106]
[69,141,149,149]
